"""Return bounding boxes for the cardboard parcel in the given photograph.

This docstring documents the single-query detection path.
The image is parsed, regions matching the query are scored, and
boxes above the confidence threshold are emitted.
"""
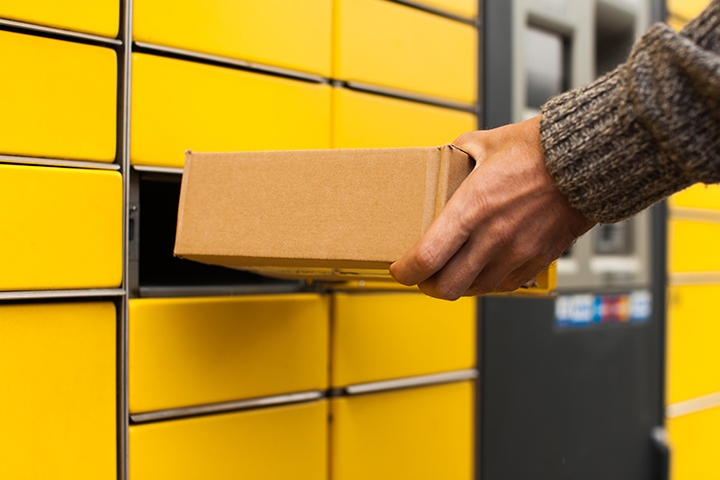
[174,146,556,294]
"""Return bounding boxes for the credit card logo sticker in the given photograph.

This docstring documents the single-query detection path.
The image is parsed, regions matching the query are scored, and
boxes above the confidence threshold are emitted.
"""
[555,290,651,328]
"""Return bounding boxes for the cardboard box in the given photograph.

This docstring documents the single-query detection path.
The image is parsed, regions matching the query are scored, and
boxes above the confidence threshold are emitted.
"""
[174,146,555,293]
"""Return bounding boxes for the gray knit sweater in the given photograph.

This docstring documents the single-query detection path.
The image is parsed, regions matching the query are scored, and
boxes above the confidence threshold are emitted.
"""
[540,0,720,223]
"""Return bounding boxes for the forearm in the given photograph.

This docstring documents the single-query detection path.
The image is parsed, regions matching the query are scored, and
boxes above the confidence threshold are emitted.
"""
[540,0,720,223]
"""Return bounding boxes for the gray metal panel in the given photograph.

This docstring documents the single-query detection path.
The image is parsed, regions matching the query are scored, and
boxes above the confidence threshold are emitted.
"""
[480,1,666,478]
[483,0,513,128]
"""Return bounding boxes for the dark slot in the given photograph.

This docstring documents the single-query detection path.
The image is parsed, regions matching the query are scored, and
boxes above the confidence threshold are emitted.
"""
[594,220,635,255]
[596,1,637,77]
[137,175,299,293]
[525,25,569,110]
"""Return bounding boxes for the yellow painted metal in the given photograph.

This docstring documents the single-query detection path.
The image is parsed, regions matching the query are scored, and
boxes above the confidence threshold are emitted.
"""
[667,0,711,21]
[666,285,720,404]
[667,15,687,32]
[0,164,122,291]
[0,31,117,162]
[667,405,720,480]
[130,401,328,480]
[331,293,475,386]
[334,0,477,103]
[131,53,331,168]
[415,0,477,19]
[331,381,474,480]
[670,183,720,210]
[0,0,119,38]
[332,88,477,148]
[331,262,557,295]
[133,0,331,76]
[129,295,329,413]
[0,302,116,479]
[668,219,720,272]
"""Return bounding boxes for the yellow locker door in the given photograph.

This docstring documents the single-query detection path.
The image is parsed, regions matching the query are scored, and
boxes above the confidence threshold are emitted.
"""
[667,0,712,21]
[333,0,477,104]
[670,184,720,210]
[667,406,720,480]
[0,31,117,162]
[131,53,331,168]
[130,401,328,480]
[666,285,720,405]
[0,164,122,291]
[668,219,720,273]
[331,293,475,386]
[332,88,477,148]
[129,295,329,413]
[414,0,477,19]
[0,302,116,479]
[331,381,474,480]
[133,0,331,76]
[0,0,119,37]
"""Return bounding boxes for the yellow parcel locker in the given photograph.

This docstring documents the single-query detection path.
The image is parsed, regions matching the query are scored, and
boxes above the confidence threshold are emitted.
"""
[331,293,475,387]
[667,406,720,480]
[414,0,477,19]
[670,183,720,210]
[332,88,477,148]
[0,0,119,38]
[666,285,720,404]
[130,400,328,480]
[0,302,116,479]
[131,53,331,168]
[0,164,122,291]
[129,295,329,413]
[134,0,331,76]
[667,0,712,21]
[331,381,474,480]
[0,31,117,162]
[668,219,720,272]
[333,0,477,104]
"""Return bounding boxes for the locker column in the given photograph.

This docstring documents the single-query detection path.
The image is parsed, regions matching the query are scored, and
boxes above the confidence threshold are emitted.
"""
[125,1,333,479]
[0,2,123,478]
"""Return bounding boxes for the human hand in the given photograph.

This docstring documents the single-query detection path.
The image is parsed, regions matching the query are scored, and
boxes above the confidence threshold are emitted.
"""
[389,116,596,300]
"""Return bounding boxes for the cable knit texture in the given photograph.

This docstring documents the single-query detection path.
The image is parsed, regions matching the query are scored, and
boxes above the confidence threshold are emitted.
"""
[540,0,720,223]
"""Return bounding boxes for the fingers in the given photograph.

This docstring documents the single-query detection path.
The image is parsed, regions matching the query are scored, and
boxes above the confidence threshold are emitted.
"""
[389,190,474,287]
[493,254,554,293]
[414,234,496,300]
[416,229,539,299]
[453,131,487,164]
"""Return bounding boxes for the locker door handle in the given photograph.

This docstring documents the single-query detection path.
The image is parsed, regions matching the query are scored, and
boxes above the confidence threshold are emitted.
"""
[650,426,671,480]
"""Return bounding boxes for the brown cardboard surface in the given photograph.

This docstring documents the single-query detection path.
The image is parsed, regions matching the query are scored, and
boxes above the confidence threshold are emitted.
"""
[174,145,473,280]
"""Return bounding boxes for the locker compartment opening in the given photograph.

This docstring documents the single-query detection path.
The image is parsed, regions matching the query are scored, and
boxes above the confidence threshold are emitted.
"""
[130,172,302,297]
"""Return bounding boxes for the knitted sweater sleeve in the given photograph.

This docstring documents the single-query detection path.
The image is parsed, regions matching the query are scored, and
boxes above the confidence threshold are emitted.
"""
[540,0,720,223]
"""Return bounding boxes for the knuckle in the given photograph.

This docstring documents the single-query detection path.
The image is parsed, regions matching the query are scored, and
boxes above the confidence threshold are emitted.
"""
[452,131,481,150]
[418,282,461,301]
[415,244,442,273]
[435,283,463,301]
[499,277,526,292]
[467,278,494,296]
[490,224,515,249]
[510,243,537,264]
[468,285,492,296]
